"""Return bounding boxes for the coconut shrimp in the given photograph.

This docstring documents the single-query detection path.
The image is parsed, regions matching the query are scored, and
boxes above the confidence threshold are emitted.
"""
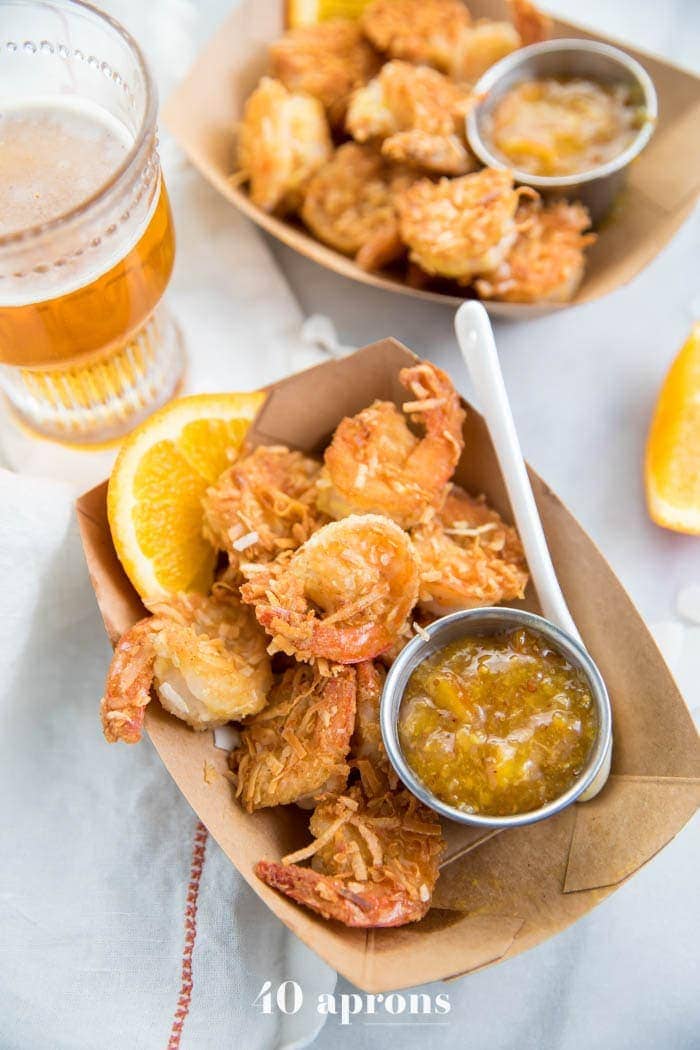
[412,484,529,615]
[360,0,472,75]
[256,786,444,927]
[269,19,380,127]
[100,589,272,744]
[451,0,551,81]
[346,62,476,177]
[231,663,356,812]
[240,514,420,664]
[396,168,536,283]
[509,0,552,48]
[202,445,326,571]
[317,361,465,528]
[301,143,415,271]
[351,661,399,796]
[475,199,595,304]
[237,77,331,215]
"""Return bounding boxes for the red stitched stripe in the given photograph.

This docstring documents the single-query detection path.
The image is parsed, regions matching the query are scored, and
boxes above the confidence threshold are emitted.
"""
[167,821,208,1050]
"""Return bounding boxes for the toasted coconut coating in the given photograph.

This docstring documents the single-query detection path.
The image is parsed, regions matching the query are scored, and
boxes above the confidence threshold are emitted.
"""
[256,785,444,927]
[269,19,380,126]
[301,142,413,268]
[475,199,595,304]
[202,445,326,570]
[361,0,471,74]
[240,514,420,664]
[412,484,529,615]
[396,167,531,282]
[232,662,356,812]
[346,61,475,176]
[237,77,331,215]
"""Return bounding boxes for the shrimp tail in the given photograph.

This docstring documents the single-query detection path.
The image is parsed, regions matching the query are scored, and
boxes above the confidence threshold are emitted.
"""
[255,860,428,927]
[100,619,156,744]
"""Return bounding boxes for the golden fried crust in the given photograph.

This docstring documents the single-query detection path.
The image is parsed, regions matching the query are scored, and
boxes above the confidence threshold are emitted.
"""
[396,168,524,282]
[237,77,332,215]
[475,199,595,303]
[361,0,471,73]
[269,19,380,126]
[346,60,476,176]
[509,0,552,46]
[301,142,414,268]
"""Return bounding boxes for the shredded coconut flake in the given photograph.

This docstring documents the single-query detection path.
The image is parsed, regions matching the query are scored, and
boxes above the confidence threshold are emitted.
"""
[232,530,260,552]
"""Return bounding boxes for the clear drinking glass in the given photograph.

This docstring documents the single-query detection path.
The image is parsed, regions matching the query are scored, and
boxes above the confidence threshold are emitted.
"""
[0,0,184,444]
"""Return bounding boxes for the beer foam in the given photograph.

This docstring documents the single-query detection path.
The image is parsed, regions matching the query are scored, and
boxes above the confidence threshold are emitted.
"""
[0,96,132,237]
[0,97,158,306]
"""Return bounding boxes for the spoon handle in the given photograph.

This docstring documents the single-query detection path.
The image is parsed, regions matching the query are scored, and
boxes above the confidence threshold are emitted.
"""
[455,301,582,643]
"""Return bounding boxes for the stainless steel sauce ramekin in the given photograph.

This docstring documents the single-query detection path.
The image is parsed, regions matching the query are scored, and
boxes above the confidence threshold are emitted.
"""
[380,607,613,830]
[466,39,658,223]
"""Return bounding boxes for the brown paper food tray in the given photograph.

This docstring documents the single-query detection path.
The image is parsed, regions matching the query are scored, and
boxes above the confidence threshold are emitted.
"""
[163,0,700,319]
[77,341,700,991]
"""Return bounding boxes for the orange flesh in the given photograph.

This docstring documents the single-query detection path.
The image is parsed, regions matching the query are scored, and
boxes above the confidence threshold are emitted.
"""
[399,629,597,816]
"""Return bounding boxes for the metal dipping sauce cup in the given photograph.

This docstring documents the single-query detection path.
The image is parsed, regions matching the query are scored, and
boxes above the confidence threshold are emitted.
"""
[380,607,613,830]
[466,39,658,223]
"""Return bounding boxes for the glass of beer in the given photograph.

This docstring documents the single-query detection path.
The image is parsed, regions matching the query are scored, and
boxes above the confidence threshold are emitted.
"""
[0,0,184,444]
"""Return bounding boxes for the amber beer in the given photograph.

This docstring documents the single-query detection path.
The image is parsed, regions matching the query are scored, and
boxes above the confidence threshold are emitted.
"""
[0,0,183,445]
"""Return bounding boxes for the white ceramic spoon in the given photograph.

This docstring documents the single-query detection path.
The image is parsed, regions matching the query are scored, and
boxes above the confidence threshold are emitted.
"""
[455,300,611,801]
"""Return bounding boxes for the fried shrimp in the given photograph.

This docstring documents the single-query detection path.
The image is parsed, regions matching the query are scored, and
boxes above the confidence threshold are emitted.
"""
[475,199,595,304]
[269,19,380,127]
[396,168,535,283]
[351,661,399,796]
[237,77,331,215]
[240,514,420,664]
[317,361,465,528]
[301,143,413,271]
[202,445,326,570]
[346,61,475,176]
[412,484,529,615]
[256,786,444,927]
[451,19,521,82]
[360,0,472,74]
[100,589,272,743]
[231,663,356,812]
[509,0,552,47]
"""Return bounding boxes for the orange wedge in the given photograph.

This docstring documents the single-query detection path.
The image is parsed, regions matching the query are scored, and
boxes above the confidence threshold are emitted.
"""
[286,0,372,27]
[645,324,700,535]
[108,392,265,598]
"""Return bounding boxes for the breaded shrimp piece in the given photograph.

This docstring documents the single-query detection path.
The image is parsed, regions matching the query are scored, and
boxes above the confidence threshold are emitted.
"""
[231,663,356,812]
[100,588,272,743]
[411,484,528,615]
[361,0,472,74]
[396,168,535,283]
[475,199,595,304]
[509,0,552,47]
[301,143,413,271]
[269,19,380,126]
[202,445,326,571]
[451,19,521,82]
[346,61,476,176]
[317,361,465,528]
[240,515,420,664]
[256,786,444,927]
[237,77,332,215]
[351,661,399,796]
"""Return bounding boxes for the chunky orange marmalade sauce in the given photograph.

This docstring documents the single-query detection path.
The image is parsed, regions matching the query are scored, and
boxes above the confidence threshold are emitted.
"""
[398,629,597,816]
[486,77,644,178]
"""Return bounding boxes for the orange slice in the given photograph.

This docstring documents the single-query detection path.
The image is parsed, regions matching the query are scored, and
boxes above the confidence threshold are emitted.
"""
[286,0,372,27]
[108,392,266,598]
[645,324,700,535]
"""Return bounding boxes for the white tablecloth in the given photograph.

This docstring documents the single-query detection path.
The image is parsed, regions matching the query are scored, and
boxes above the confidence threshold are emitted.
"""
[1,1,698,1048]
